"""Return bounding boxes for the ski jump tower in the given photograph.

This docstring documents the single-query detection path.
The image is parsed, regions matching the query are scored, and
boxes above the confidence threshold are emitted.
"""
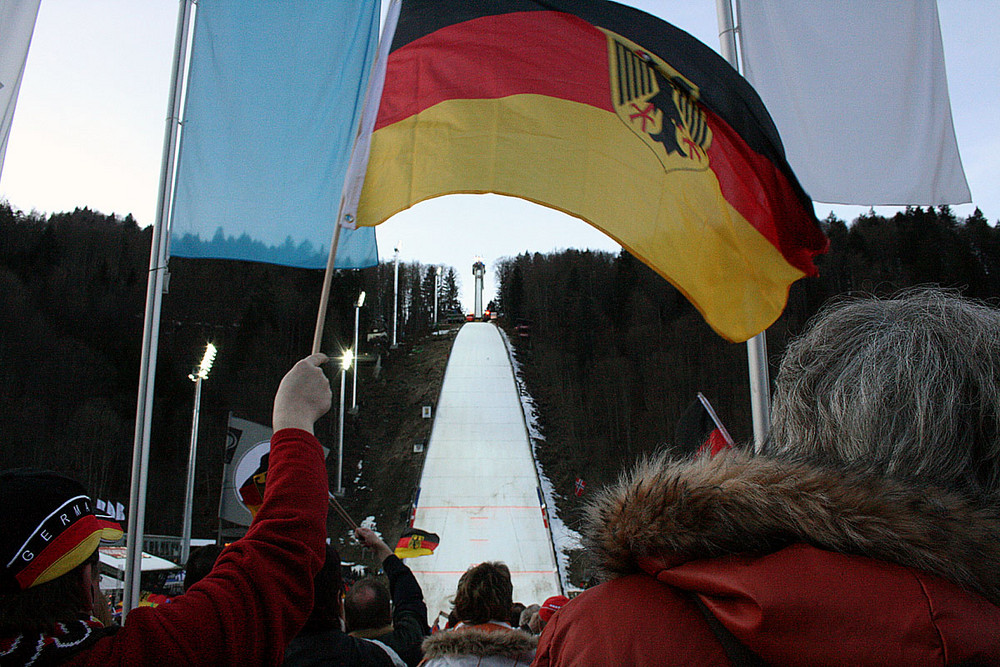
[472,259,486,319]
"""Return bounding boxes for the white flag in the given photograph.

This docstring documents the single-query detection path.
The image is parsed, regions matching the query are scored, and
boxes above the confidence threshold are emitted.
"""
[738,0,970,205]
[0,0,41,181]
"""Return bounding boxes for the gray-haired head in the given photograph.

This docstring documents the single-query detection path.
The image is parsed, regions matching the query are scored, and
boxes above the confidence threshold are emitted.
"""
[767,287,1000,495]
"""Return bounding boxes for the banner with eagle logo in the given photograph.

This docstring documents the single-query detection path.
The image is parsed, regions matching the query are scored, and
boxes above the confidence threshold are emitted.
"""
[350,0,828,342]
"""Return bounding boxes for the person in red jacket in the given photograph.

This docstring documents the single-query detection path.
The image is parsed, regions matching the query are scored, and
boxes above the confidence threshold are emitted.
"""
[535,289,1000,666]
[0,353,333,665]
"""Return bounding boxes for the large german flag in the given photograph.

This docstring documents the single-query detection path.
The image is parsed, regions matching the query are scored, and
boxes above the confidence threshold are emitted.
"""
[353,0,828,342]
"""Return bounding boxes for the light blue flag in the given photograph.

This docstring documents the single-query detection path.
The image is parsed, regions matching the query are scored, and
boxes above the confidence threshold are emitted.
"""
[170,1,379,269]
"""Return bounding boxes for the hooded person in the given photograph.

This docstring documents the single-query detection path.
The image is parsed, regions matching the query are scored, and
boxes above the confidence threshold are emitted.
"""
[534,289,1000,666]
[421,562,536,666]
[0,353,333,665]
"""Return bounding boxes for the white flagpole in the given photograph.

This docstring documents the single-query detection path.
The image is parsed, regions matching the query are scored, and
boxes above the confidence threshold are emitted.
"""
[123,0,194,621]
[715,0,771,452]
[696,392,735,447]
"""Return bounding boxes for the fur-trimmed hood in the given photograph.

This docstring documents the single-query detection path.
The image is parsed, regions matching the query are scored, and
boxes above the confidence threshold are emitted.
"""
[583,449,1000,604]
[421,625,536,662]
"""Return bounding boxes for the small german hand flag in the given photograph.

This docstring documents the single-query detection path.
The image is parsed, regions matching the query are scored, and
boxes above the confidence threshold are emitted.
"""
[394,528,440,558]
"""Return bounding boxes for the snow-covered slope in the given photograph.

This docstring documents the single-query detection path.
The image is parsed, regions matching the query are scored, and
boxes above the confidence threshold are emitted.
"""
[409,323,562,623]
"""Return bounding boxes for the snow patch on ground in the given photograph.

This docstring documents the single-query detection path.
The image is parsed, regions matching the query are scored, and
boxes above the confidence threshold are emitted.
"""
[345,515,381,545]
[499,328,582,593]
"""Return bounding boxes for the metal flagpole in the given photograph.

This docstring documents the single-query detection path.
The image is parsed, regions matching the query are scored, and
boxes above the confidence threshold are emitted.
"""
[715,0,771,451]
[123,0,195,621]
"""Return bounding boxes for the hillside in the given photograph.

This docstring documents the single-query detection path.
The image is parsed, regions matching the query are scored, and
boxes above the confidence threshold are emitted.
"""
[334,328,456,567]
[4,201,1000,586]
[0,202,462,544]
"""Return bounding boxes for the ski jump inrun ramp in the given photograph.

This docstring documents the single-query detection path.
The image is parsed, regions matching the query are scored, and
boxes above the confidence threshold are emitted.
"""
[409,322,562,623]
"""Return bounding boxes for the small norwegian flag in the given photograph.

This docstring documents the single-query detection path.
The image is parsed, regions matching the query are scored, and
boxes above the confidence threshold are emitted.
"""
[574,478,586,497]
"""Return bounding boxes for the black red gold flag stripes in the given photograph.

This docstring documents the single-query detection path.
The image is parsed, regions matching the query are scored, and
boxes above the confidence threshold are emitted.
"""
[353,0,828,342]
[394,528,440,558]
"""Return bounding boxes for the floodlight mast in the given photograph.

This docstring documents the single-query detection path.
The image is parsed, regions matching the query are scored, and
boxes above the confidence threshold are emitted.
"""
[336,349,354,495]
[434,266,441,327]
[392,245,400,347]
[180,342,217,565]
[352,291,365,411]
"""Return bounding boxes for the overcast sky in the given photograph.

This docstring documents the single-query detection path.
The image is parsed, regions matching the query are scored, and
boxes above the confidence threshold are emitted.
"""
[1,1,997,310]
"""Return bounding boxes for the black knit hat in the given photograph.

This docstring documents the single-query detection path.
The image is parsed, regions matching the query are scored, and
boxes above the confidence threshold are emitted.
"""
[0,469,123,592]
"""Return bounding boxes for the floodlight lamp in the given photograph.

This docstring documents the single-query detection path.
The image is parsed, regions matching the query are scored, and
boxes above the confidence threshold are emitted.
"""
[195,343,217,380]
[342,349,354,371]
[356,291,366,308]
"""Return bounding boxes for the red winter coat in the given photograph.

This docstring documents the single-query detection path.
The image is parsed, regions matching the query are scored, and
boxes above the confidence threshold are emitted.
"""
[69,428,328,665]
[534,451,1000,666]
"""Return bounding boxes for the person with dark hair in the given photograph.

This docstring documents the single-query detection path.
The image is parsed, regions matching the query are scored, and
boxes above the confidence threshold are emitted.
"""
[535,289,1000,666]
[0,353,334,665]
[509,603,526,630]
[346,579,392,631]
[421,561,536,666]
[283,544,405,667]
[182,544,224,592]
[344,527,428,667]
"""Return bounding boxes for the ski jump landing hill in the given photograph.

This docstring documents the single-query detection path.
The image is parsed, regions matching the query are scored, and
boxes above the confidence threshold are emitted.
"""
[410,322,562,624]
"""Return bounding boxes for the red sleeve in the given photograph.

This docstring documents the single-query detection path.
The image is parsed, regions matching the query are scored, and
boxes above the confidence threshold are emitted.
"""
[77,428,327,665]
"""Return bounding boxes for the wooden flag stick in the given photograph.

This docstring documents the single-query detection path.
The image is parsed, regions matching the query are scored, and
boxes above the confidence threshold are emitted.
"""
[312,218,345,354]
[328,491,358,530]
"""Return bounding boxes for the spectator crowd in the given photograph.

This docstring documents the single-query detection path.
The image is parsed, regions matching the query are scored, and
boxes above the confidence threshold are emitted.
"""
[2,288,999,665]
